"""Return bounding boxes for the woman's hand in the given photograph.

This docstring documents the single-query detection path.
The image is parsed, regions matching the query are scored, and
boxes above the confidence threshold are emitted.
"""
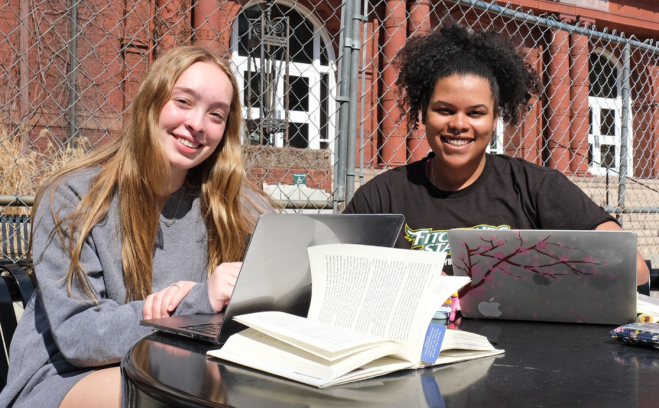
[143,281,196,319]
[207,262,241,312]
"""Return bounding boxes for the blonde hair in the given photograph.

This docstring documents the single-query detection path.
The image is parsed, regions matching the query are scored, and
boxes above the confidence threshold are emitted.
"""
[31,46,266,302]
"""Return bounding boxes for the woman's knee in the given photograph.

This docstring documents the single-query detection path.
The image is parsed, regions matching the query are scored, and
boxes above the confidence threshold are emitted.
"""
[59,366,121,408]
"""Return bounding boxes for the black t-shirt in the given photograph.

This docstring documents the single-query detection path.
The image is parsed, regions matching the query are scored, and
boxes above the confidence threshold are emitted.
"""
[343,154,617,274]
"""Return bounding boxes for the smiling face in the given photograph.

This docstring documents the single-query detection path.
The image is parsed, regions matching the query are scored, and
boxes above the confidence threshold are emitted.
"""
[424,73,498,189]
[158,61,233,188]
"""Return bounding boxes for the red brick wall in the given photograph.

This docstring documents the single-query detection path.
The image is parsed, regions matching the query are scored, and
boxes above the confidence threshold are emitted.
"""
[247,167,332,193]
[3,0,659,179]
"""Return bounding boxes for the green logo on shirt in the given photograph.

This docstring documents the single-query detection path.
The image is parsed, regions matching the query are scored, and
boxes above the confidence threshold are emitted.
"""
[404,224,511,254]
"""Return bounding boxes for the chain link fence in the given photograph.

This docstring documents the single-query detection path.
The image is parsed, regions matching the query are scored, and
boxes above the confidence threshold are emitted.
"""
[1,0,659,265]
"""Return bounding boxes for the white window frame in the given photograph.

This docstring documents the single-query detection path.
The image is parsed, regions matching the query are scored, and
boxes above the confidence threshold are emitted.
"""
[587,49,632,176]
[229,0,336,151]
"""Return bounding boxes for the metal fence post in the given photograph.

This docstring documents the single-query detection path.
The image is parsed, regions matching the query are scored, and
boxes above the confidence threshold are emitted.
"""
[19,0,29,123]
[358,0,369,188]
[345,0,364,203]
[68,0,79,148]
[335,0,354,211]
[332,4,344,214]
[619,42,631,227]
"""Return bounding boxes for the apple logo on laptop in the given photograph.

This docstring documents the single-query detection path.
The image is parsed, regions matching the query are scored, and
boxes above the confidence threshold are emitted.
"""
[478,297,503,317]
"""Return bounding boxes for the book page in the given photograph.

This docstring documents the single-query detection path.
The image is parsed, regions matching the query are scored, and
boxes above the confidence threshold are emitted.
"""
[410,349,504,369]
[440,330,496,352]
[307,244,446,356]
[424,275,473,328]
[233,311,406,360]
[209,328,414,384]
[322,357,415,388]
[431,349,504,366]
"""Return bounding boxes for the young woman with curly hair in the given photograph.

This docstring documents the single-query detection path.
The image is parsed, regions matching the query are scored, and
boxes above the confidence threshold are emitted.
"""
[344,24,649,286]
[0,46,272,408]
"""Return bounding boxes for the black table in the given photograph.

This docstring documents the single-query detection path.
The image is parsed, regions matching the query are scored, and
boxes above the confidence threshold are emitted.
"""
[122,318,659,408]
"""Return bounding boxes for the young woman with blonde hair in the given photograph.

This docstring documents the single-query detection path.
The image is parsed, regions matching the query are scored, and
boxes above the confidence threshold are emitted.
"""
[0,46,271,408]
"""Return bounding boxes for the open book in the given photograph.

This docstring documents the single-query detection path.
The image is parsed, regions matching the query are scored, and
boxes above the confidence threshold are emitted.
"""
[208,244,503,387]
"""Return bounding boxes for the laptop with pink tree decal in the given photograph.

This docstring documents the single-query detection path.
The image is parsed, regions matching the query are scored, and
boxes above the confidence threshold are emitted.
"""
[447,230,637,325]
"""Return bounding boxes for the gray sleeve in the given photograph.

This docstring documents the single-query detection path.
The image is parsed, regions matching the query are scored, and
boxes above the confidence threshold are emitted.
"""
[33,182,212,368]
[33,185,152,367]
[175,280,215,315]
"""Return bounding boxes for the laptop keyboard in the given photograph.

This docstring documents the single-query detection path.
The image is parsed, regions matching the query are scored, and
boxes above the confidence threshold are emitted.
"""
[180,322,222,336]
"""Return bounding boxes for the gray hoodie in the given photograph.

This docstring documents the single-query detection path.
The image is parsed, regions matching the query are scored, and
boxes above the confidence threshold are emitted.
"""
[0,167,266,407]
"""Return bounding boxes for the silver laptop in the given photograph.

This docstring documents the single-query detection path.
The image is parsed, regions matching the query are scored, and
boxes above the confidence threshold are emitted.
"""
[447,229,637,325]
[141,213,404,344]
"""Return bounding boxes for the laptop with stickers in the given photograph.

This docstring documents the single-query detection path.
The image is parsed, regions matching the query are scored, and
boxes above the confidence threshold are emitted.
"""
[404,224,511,275]
[447,229,637,325]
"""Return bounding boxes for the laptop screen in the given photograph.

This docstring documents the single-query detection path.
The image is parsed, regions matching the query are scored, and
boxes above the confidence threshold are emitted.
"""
[219,214,405,343]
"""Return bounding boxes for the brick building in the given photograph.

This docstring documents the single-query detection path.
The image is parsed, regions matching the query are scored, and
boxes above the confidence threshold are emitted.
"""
[2,0,659,191]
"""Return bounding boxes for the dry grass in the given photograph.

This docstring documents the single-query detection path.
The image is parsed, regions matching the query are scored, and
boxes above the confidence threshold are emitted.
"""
[0,125,91,216]
[0,125,90,267]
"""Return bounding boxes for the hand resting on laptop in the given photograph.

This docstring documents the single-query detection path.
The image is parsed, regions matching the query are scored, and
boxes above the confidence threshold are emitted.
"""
[143,281,197,319]
[143,262,242,319]
[207,262,242,312]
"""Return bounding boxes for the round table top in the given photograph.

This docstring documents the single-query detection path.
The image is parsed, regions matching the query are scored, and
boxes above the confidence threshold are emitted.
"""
[122,317,659,408]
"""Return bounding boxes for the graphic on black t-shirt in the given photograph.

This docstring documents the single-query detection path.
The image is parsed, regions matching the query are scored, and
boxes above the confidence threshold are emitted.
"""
[405,223,511,272]
[404,224,511,254]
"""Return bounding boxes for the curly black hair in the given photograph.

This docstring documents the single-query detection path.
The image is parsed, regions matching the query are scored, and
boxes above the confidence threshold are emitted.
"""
[395,24,541,129]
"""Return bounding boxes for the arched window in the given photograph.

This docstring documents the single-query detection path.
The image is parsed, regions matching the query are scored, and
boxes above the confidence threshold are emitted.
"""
[230,2,336,150]
[587,51,630,175]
